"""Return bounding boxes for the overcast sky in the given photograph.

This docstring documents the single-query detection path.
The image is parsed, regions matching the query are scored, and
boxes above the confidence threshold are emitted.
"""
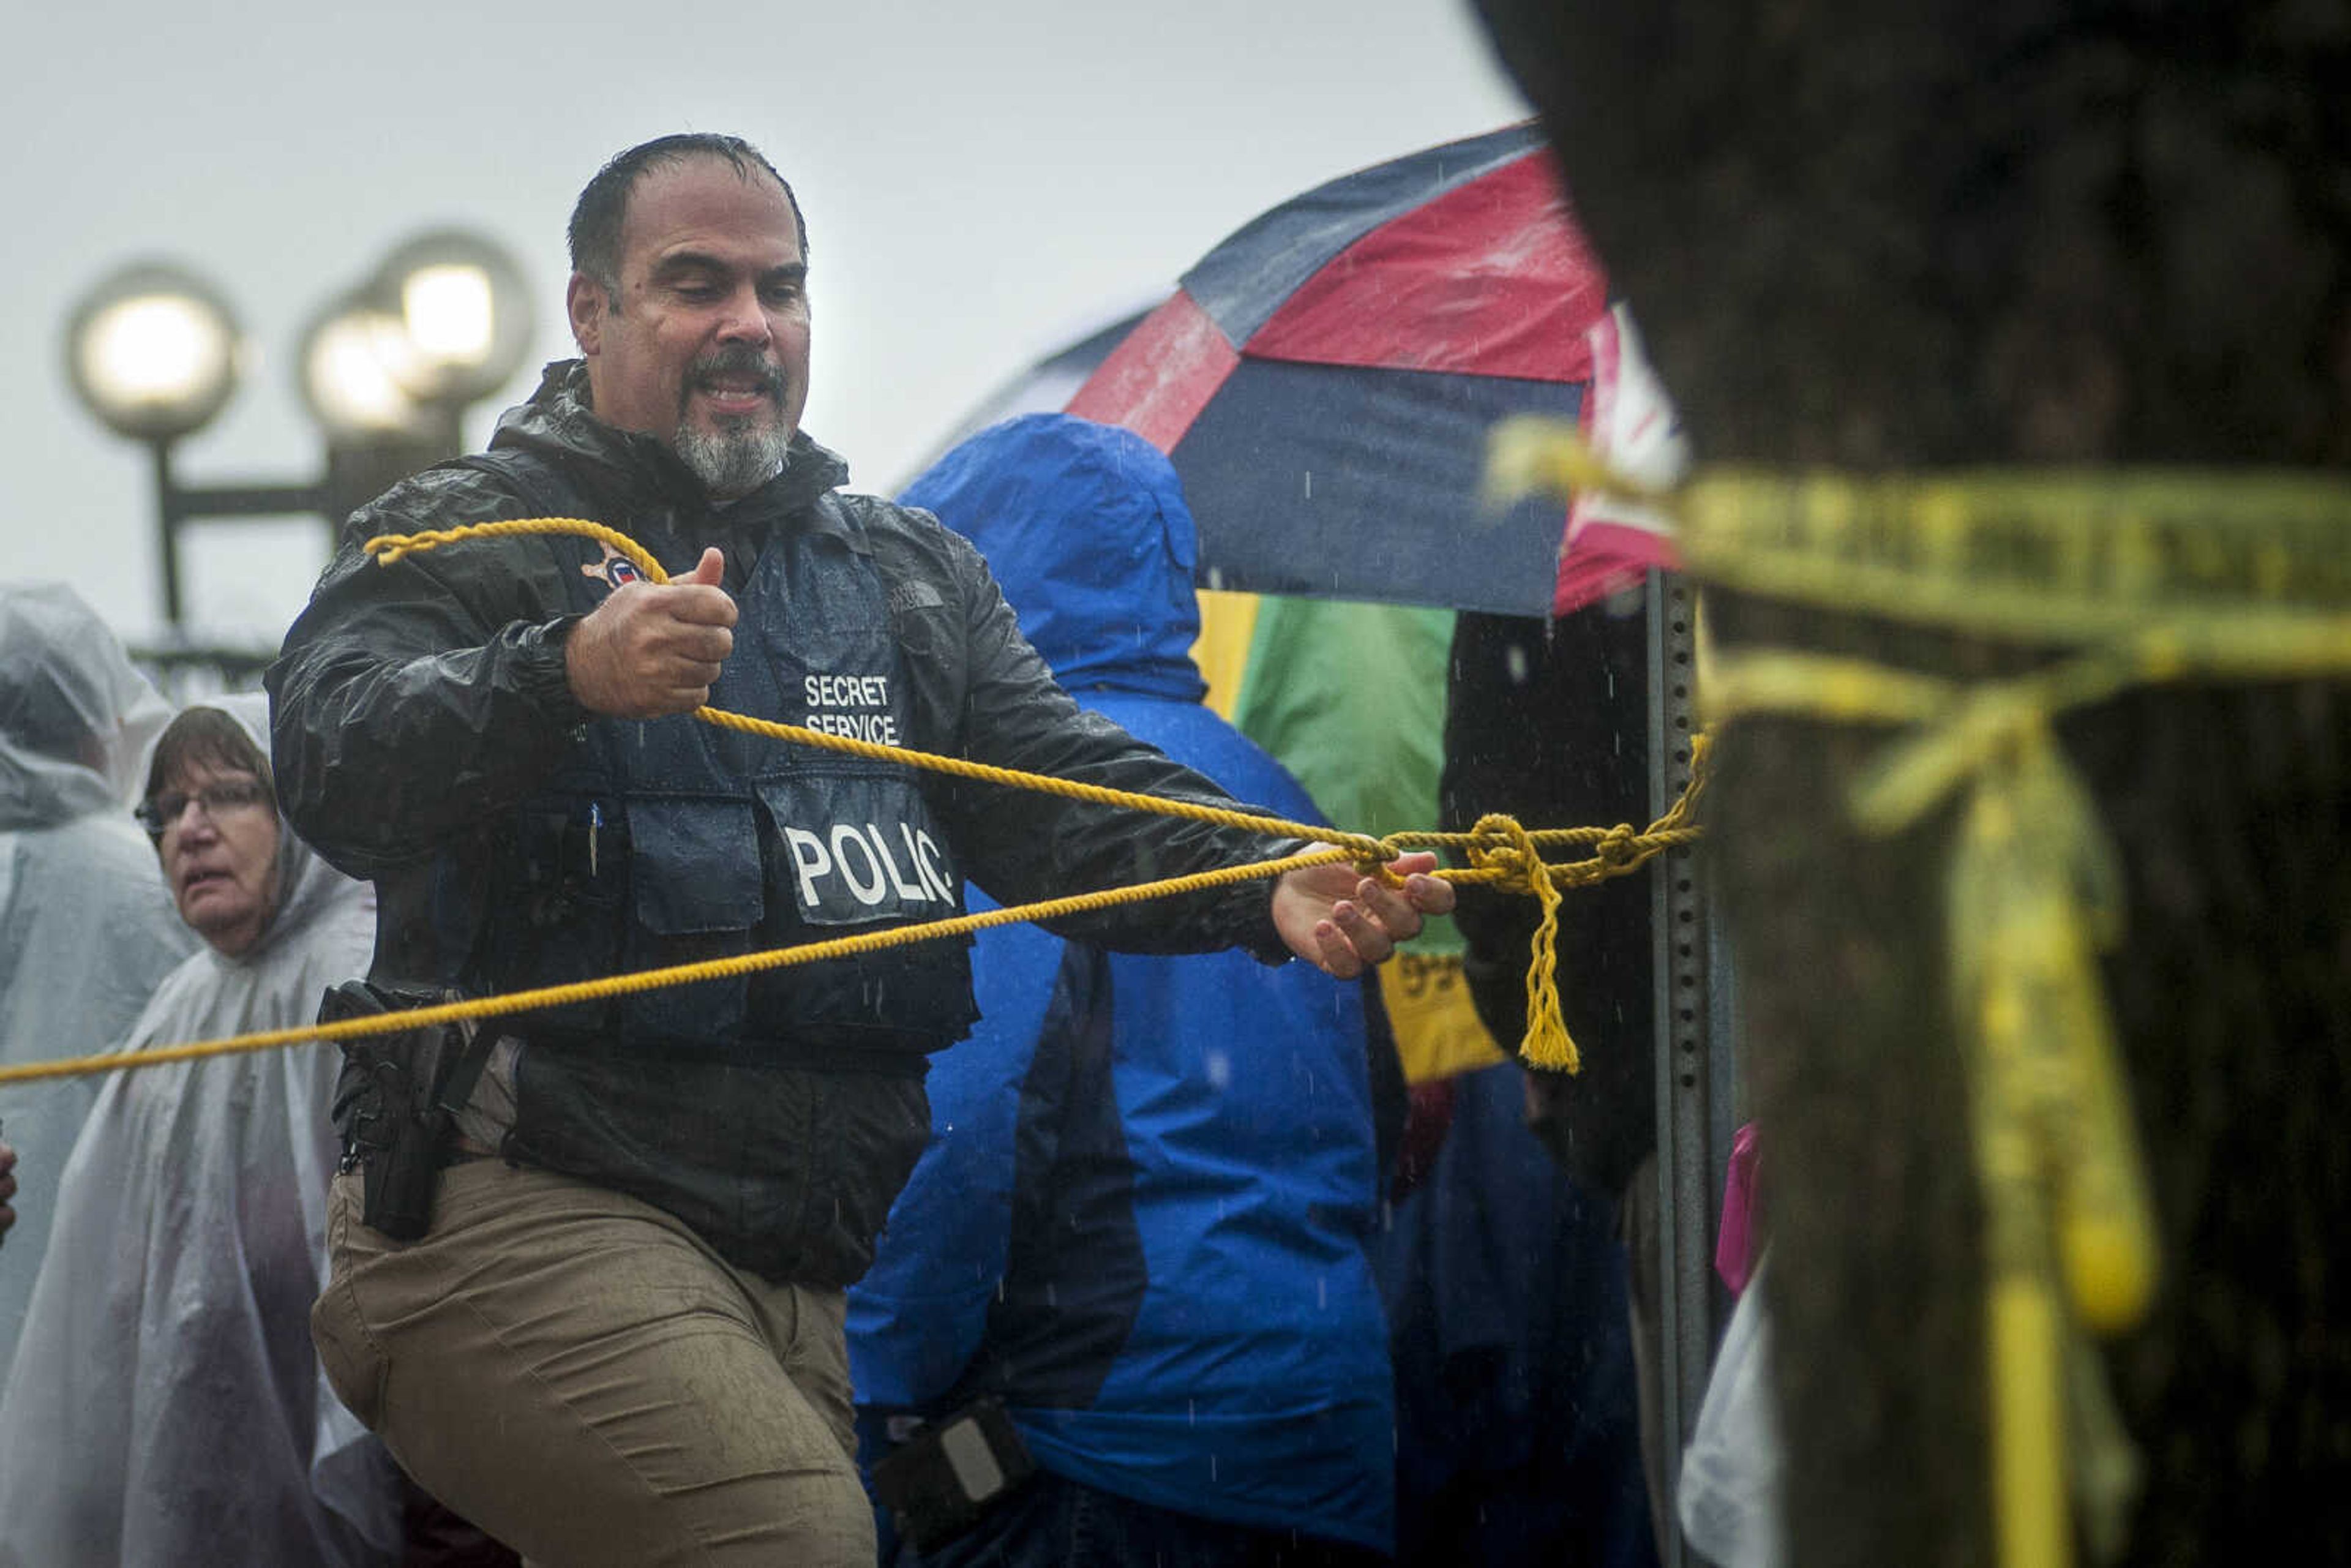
[3,0,1526,649]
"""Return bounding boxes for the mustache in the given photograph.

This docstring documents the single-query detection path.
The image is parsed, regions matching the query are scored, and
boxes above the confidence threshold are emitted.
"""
[685,346,787,402]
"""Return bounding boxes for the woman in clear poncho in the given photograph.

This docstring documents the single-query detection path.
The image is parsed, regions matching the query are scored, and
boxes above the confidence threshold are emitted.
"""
[0,585,195,1370]
[0,693,401,1567]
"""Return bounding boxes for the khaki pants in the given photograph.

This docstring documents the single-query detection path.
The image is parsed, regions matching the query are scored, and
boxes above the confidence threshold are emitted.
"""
[313,1159,874,1568]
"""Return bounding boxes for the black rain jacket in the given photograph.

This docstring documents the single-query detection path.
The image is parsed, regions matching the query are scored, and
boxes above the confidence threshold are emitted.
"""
[268,361,1293,1285]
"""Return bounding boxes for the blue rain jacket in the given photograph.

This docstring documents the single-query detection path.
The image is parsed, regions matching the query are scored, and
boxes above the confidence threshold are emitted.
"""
[849,415,1394,1551]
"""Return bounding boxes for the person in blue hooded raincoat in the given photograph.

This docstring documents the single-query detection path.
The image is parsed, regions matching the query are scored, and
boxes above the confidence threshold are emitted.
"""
[849,413,1397,1566]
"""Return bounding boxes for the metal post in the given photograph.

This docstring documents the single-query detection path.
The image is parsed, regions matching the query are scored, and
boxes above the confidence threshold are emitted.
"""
[321,426,453,531]
[138,427,454,629]
[1649,568,1717,1565]
[151,440,187,628]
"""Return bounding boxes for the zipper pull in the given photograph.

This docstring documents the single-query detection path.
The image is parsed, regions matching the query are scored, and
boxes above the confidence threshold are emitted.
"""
[589,803,601,879]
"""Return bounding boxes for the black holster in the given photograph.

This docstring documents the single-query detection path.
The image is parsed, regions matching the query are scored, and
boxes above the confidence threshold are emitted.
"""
[869,1398,1036,1554]
[321,980,492,1242]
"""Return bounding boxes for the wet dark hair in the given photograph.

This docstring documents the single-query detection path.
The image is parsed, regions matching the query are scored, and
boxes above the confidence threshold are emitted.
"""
[143,707,271,808]
[568,133,808,303]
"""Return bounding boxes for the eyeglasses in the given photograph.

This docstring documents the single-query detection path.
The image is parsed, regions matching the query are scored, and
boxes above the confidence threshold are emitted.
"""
[135,777,272,837]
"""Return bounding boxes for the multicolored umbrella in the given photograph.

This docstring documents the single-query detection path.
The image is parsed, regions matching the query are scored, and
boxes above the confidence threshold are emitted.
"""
[1068,122,1681,617]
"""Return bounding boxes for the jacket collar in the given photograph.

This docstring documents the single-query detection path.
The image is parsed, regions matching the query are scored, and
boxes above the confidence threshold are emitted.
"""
[489,360,855,543]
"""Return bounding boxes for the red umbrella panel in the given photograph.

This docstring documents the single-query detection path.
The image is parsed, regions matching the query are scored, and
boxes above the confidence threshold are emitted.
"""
[1067,122,1681,618]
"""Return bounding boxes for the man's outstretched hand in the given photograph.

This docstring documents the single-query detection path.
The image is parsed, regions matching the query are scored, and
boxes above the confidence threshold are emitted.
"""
[1272,850,1455,978]
[566,547,738,718]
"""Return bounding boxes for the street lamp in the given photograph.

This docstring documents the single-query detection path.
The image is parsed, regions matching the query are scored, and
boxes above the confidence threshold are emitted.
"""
[370,230,533,412]
[66,263,245,445]
[64,231,535,629]
[301,297,441,443]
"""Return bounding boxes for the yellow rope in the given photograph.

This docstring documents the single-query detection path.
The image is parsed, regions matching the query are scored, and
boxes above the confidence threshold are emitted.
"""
[0,844,1354,1089]
[693,705,1396,876]
[1478,813,1570,1068]
[1398,735,1712,1073]
[0,516,1711,1091]
[368,517,658,575]
[373,519,1408,871]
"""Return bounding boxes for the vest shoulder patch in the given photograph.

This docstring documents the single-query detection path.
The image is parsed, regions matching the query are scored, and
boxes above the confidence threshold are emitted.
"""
[888,579,947,613]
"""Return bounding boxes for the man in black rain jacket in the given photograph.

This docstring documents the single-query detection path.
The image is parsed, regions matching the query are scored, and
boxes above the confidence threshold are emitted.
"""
[269,133,1450,1567]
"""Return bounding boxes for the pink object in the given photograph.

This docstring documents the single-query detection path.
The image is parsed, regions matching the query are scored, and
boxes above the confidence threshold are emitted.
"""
[1553,304,1687,615]
[1715,1123,1763,1295]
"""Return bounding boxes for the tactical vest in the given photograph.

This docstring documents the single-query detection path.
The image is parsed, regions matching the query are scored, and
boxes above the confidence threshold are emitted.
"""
[446,451,977,1062]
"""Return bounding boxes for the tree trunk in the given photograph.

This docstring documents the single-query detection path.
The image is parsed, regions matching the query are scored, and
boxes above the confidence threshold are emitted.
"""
[1466,2,2351,1561]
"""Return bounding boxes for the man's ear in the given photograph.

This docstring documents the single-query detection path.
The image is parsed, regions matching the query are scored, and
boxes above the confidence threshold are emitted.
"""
[566,272,608,356]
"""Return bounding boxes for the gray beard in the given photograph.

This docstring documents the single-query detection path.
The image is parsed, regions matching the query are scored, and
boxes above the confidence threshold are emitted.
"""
[676,420,789,498]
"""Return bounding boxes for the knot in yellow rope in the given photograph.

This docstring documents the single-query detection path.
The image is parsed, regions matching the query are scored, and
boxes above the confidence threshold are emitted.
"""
[1465,812,1578,1074]
[1591,822,1644,871]
[1354,841,1408,889]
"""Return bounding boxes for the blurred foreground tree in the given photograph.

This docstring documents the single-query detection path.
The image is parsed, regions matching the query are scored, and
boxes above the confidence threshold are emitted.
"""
[1467,2,2351,1564]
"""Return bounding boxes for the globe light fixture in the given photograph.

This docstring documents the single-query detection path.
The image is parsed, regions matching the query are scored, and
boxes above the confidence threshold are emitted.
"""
[64,264,245,443]
[297,296,436,443]
[372,229,534,407]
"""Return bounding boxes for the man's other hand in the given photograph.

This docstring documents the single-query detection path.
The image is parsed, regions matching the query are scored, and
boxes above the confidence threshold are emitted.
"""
[566,547,738,718]
[1272,850,1455,979]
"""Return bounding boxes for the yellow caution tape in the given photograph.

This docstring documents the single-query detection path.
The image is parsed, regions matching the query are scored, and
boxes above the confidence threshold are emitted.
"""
[1488,415,2351,1568]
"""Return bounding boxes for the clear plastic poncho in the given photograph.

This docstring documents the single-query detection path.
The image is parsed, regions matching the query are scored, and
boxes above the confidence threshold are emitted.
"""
[1677,1257,1786,1568]
[0,585,195,1371]
[0,582,172,827]
[0,695,401,1568]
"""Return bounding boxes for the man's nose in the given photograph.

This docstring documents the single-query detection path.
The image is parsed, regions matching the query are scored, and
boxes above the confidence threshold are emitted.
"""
[714,285,771,345]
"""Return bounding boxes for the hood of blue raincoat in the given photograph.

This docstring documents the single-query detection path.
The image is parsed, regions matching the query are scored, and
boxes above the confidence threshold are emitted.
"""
[898,414,1206,703]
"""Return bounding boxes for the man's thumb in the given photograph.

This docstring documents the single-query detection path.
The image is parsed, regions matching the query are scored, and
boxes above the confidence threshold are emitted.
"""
[686,547,726,586]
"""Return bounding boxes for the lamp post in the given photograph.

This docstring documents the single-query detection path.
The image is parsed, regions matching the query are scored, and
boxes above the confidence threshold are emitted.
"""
[64,233,534,629]
[67,264,248,628]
